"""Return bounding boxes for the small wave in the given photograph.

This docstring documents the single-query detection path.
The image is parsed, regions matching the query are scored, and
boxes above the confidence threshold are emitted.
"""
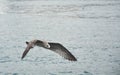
[79,71,93,75]
[1,72,24,75]
[48,73,57,75]
[82,3,120,7]
[0,56,12,63]
[59,71,73,74]
[112,46,120,49]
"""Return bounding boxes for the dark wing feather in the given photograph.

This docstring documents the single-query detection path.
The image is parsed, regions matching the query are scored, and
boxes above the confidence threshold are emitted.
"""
[48,42,77,61]
[35,40,43,47]
[21,46,31,59]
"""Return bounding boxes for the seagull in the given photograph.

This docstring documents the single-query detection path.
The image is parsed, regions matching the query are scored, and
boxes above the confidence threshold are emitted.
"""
[21,39,77,61]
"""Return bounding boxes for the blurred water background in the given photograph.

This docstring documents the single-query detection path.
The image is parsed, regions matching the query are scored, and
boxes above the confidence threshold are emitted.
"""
[0,0,120,75]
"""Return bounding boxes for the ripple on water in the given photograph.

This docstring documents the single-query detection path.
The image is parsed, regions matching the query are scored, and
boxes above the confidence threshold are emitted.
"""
[0,56,12,63]
[79,71,93,75]
[3,72,24,75]
[48,73,57,75]
[112,46,120,49]
[59,71,73,74]
[12,73,19,75]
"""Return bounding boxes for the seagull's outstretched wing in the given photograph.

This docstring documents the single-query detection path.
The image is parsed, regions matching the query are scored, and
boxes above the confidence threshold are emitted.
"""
[48,42,77,61]
[21,46,32,59]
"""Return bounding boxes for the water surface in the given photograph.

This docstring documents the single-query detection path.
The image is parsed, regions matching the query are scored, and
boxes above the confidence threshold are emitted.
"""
[0,0,120,75]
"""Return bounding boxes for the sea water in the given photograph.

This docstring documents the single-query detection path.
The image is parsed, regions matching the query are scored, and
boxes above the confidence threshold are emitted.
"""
[0,0,120,75]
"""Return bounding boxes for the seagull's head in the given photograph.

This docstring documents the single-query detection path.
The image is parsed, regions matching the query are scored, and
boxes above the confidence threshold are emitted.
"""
[26,41,29,45]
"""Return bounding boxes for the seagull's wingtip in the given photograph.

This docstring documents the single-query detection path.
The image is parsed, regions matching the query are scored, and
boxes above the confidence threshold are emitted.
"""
[21,57,23,60]
[21,56,24,60]
[70,58,77,61]
[67,57,77,61]
[74,59,77,61]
